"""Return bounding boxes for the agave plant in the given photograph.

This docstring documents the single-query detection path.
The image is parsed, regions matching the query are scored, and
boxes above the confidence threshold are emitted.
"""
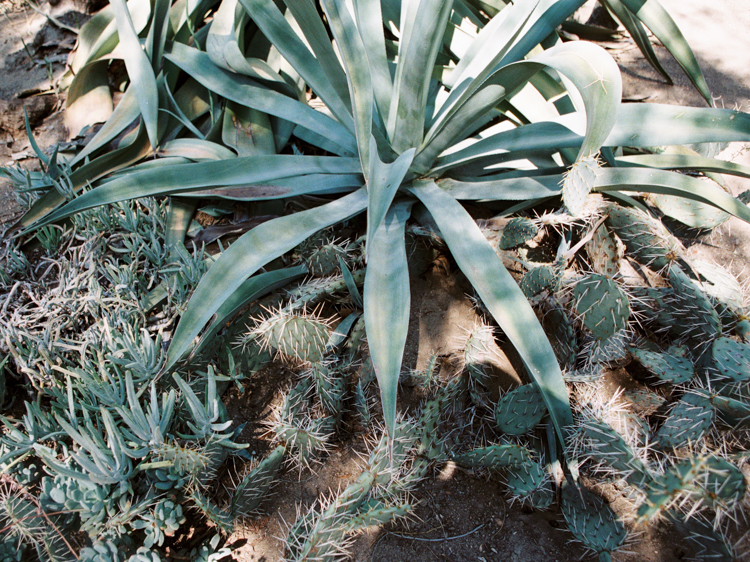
[14,0,750,470]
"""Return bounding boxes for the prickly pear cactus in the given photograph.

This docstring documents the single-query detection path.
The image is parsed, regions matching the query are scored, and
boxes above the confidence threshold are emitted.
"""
[573,274,630,340]
[586,222,621,278]
[562,155,599,217]
[710,336,750,382]
[654,393,714,450]
[520,265,561,298]
[630,347,695,385]
[561,483,627,561]
[253,312,332,364]
[505,461,554,509]
[231,445,285,517]
[494,384,547,435]
[452,443,530,471]
[605,202,685,271]
[499,217,538,249]
[666,265,722,344]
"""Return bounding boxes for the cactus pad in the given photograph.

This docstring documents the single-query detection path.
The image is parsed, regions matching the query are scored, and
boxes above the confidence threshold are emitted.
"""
[495,384,547,435]
[499,217,538,250]
[710,336,750,382]
[573,274,630,340]
[452,443,530,471]
[561,484,627,559]
[655,393,714,449]
[630,348,695,385]
[254,312,332,363]
[586,222,621,278]
[520,265,561,298]
[605,203,683,270]
[505,461,554,509]
[562,155,598,217]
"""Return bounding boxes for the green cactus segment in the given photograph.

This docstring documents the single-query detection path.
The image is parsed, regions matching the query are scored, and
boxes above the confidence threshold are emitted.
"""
[666,265,722,343]
[231,445,285,518]
[189,489,234,535]
[586,223,621,278]
[542,305,577,371]
[693,260,744,313]
[654,393,714,449]
[463,323,496,388]
[452,443,531,471]
[587,329,630,365]
[353,380,370,426]
[639,454,745,523]
[736,319,750,342]
[561,484,627,558]
[562,156,598,217]
[605,203,682,270]
[623,388,666,417]
[630,348,695,385]
[348,502,413,531]
[495,384,547,435]
[573,274,630,340]
[669,513,735,562]
[505,461,554,509]
[499,217,539,250]
[520,265,561,298]
[710,336,750,382]
[418,398,443,461]
[255,313,332,363]
[309,363,346,417]
[304,241,348,277]
[578,417,650,487]
[707,391,750,428]
[649,192,729,229]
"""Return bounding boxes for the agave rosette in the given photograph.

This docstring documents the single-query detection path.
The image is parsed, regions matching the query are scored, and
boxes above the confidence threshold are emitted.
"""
[18,0,750,463]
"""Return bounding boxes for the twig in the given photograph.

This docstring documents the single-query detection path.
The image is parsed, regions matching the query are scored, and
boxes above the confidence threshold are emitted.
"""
[387,522,485,542]
[23,0,78,33]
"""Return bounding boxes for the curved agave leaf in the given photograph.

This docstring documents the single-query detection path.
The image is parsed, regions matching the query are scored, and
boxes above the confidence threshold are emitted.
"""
[163,188,368,370]
[321,0,374,175]
[615,154,750,179]
[408,180,575,457]
[364,201,412,438]
[110,0,159,148]
[618,0,711,104]
[165,43,357,155]
[237,0,354,131]
[599,0,673,83]
[28,155,362,229]
[352,0,393,122]
[387,0,454,152]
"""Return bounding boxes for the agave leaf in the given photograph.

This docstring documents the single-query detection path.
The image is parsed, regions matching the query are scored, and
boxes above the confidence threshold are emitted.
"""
[238,0,354,131]
[14,125,154,231]
[321,0,374,175]
[366,143,416,257]
[615,154,750,179]
[165,197,197,248]
[145,0,171,71]
[429,0,538,132]
[165,43,357,155]
[618,0,711,104]
[438,174,563,200]
[158,139,238,161]
[110,0,160,148]
[164,188,368,371]
[353,0,393,122]
[409,179,574,453]
[599,0,672,83]
[70,86,139,166]
[363,201,412,438]
[387,0,454,152]
[64,60,114,140]
[30,155,362,229]
[594,167,750,222]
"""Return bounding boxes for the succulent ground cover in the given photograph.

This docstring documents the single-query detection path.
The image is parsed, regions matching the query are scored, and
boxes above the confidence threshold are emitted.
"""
[2,0,750,560]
